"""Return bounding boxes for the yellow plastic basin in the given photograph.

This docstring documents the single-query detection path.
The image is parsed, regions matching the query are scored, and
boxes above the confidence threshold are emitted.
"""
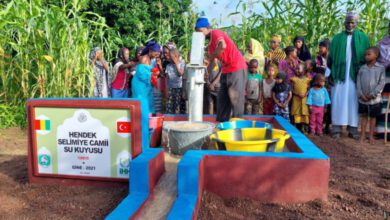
[210,128,290,152]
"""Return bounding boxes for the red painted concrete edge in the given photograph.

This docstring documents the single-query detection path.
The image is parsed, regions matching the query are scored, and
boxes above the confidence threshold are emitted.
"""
[148,150,166,192]
[185,155,329,219]
[203,155,330,202]
[191,157,205,220]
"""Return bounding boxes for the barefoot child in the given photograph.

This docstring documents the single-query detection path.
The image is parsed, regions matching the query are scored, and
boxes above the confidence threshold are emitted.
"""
[272,72,292,121]
[263,63,276,115]
[357,47,386,144]
[290,63,311,132]
[315,40,332,134]
[245,59,263,114]
[306,74,331,136]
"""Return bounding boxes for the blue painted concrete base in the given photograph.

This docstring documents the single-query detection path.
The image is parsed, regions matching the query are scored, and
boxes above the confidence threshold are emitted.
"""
[106,148,164,220]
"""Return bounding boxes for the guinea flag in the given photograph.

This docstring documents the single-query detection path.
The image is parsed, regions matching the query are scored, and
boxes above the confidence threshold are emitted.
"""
[35,119,50,131]
[117,121,131,133]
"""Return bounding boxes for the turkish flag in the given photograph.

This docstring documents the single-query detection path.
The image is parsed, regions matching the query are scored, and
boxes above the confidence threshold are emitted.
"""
[117,121,131,133]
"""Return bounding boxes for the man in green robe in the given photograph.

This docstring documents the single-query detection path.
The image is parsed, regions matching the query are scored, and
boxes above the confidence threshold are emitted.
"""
[328,12,370,139]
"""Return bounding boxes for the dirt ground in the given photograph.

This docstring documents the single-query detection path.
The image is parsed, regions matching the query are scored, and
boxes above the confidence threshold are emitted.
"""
[0,128,128,219]
[1,128,389,220]
[198,133,390,220]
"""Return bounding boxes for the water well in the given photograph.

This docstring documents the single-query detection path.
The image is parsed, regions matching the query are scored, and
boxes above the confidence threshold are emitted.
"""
[163,32,214,155]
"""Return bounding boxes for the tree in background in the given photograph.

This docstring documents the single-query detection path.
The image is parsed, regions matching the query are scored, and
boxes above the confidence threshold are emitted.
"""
[87,0,193,52]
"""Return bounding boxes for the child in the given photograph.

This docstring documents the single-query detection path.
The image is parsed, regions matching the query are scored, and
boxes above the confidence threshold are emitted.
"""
[206,58,222,114]
[305,59,316,80]
[272,71,292,121]
[315,40,332,134]
[266,34,286,67]
[165,48,186,114]
[263,63,276,115]
[278,46,299,84]
[245,59,263,115]
[357,47,386,144]
[306,74,331,136]
[315,40,330,74]
[290,63,311,132]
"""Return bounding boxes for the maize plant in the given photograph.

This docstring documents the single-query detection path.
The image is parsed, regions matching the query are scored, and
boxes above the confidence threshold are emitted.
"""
[0,0,114,127]
[225,0,389,53]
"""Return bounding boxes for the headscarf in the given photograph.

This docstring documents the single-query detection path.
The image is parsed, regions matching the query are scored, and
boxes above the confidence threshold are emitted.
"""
[162,42,177,67]
[141,40,161,56]
[293,36,311,61]
[271,34,282,43]
[377,24,390,68]
[244,38,265,72]
[164,42,176,50]
[195,17,210,29]
[89,47,104,66]
[89,47,110,97]
[273,71,290,94]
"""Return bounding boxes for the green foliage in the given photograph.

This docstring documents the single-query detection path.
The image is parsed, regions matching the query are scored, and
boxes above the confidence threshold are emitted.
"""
[225,0,389,53]
[87,0,194,52]
[0,0,114,127]
[0,104,26,128]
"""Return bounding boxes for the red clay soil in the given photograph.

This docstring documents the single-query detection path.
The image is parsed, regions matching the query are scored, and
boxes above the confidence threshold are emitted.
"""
[198,134,390,220]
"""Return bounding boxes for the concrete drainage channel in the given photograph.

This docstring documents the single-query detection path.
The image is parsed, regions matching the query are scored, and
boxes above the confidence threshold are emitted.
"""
[136,153,181,220]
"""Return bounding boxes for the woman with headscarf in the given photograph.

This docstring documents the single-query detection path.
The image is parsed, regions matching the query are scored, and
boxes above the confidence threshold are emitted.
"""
[245,38,265,73]
[111,47,135,98]
[376,21,390,140]
[293,36,311,62]
[162,42,177,69]
[132,40,161,114]
[90,47,110,98]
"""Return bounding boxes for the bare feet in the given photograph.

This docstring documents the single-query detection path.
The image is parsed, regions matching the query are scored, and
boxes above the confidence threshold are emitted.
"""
[359,135,366,143]
[369,137,375,145]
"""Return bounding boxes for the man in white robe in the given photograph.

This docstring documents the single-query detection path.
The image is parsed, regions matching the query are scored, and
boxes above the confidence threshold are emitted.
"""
[328,12,370,139]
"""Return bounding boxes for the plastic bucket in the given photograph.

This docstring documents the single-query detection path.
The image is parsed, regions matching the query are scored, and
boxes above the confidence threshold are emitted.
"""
[149,114,164,148]
[210,128,290,152]
[217,120,272,130]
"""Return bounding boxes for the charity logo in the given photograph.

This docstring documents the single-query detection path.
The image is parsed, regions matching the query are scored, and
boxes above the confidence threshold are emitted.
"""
[116,150,131,178]
[38,154,51,167]
[119,157,130,168]
[116,117,131,138]
[35,115,51,135]
[77,112,87,123]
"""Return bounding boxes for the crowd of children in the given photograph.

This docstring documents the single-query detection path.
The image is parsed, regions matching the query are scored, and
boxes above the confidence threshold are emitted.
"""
[90,19,390,141]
